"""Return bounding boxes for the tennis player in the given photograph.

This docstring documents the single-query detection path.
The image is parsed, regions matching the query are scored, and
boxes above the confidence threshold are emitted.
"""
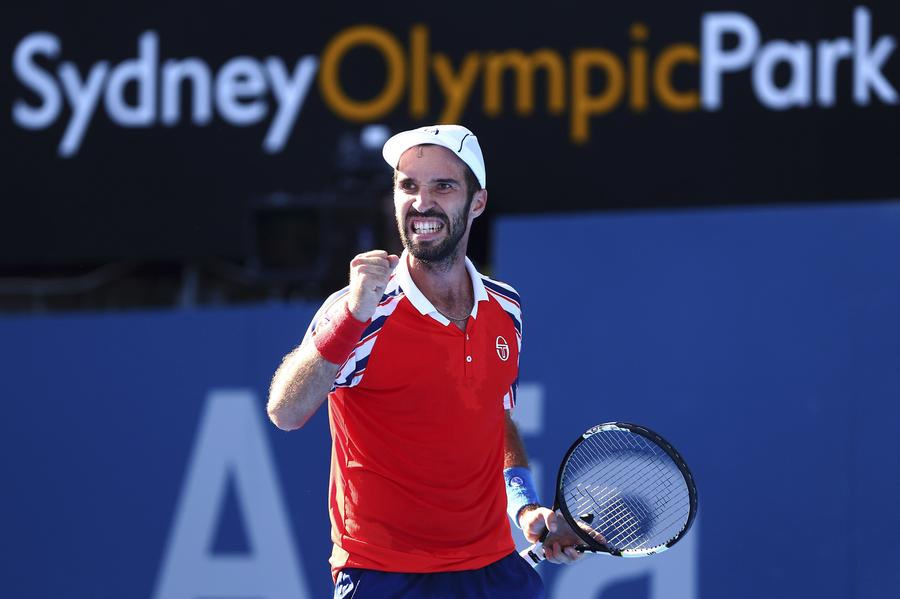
[268,125,583,598]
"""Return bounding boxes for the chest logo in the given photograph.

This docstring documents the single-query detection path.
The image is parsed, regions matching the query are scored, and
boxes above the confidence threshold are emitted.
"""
[495,336,510,362]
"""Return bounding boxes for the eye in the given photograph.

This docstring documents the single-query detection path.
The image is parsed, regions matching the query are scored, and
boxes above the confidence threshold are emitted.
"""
[436,182,453,191]
[398,179,417,192]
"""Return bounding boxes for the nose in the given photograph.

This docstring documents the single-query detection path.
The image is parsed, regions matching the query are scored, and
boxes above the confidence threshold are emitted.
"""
[410,188,436,213]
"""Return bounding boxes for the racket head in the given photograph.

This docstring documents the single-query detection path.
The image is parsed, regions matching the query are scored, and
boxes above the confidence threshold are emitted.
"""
[553,422,698,558]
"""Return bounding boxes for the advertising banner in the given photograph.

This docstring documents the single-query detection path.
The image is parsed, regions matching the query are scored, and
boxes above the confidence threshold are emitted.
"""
[3,2,899,265]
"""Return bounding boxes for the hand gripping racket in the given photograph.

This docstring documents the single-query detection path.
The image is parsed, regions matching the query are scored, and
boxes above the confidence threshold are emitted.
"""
[521,422,697,564]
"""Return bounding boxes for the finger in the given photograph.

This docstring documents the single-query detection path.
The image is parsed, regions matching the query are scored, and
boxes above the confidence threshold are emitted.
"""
[354,265,391,278]
[524,513,541,535]
[387,254,400,268]
[523,524,542,544]
[540,543,555,563]
[544,510,558,534]
[350,250,392,266]
[526,517,547,540]
[563,546,580,561]
[549,543,577,565]
[351,258,392,270]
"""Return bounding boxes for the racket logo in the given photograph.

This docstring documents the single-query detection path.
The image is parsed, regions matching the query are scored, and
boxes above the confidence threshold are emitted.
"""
[495,336,509,361]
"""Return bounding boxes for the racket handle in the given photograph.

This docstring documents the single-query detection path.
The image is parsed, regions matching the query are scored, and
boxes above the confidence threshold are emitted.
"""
[520,542,545,566]
[520,524,551,566]
[520,541,592,567]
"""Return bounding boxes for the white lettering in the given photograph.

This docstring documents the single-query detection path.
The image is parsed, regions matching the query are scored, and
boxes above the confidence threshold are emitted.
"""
[817,38,853,106]
[153,389,310,599]
[11,30,320,155]
[263,56,319,153]
[161,58,213,126]
[853,6,898,104]
[105,31,158,126]
[701,12,760,110]
[216,57,268,125]
[703,7,897,111]
[57,62,109,157]
[753,41,812,110]
[12,32,62,129]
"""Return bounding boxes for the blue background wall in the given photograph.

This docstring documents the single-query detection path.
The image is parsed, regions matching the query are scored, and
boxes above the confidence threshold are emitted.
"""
[494,202,900,598]
[2,201,898,598]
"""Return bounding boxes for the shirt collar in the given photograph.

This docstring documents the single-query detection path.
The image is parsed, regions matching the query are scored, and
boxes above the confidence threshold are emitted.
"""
[395,249,489,326]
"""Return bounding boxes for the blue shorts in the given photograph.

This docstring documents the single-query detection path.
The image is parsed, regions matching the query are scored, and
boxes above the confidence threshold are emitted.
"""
[333,551,545,599]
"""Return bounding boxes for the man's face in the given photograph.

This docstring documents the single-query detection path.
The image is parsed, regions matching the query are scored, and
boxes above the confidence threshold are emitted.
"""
[393,145,483,265]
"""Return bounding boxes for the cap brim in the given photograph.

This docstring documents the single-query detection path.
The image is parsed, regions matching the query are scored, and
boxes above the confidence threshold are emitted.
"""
[382,130,455,170]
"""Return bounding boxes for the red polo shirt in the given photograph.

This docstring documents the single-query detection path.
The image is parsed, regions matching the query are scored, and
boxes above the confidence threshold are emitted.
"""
[306,253,523,578]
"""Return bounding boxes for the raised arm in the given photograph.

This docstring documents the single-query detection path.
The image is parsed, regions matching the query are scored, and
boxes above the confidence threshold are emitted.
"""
[267,330,342,430]
[266,250,398,430]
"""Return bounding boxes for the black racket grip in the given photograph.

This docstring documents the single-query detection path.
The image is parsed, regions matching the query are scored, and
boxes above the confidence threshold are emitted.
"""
[520,524,550,565]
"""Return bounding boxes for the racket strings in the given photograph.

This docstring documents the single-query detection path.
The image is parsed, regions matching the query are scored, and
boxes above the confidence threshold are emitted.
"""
[584,466,687,546]
[561,430,690,552]
[577,439,686,525]
[569,440,674,515]
[575,434,673,503]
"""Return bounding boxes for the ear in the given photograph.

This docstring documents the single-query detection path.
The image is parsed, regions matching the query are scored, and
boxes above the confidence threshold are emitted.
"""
[469,189,488,219]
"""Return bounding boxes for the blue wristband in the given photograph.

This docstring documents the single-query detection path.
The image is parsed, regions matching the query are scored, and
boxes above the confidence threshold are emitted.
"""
[504,467,540,528]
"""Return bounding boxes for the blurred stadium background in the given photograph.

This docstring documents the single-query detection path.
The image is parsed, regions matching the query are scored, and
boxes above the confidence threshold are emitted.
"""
[2,2,898,597]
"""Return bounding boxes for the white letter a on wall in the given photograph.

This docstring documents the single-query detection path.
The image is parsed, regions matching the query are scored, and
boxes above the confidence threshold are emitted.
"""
[154,389,310,599]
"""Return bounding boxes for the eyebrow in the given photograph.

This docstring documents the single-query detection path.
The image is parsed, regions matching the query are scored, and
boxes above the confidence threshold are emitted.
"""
[396,176,462,186]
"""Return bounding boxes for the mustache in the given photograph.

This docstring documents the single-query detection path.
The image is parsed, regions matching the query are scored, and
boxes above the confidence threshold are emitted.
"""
[405,208,449,225]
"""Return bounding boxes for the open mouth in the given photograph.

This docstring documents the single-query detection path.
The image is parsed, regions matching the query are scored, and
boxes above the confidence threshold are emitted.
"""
[409,218,446,236]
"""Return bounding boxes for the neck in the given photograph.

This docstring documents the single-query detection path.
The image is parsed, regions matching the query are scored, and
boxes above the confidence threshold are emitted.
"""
[406,250,473,318]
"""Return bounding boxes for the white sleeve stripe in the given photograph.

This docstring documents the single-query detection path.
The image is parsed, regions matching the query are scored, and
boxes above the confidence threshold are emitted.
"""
[486,289,523,349]
[305,287,350,341]
[333,294,404,389]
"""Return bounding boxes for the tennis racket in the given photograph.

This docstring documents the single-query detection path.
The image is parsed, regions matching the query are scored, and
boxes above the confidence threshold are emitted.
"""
[520,422,697,565]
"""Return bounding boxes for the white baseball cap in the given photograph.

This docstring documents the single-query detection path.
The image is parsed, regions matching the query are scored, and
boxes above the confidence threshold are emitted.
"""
[382,124,486,188]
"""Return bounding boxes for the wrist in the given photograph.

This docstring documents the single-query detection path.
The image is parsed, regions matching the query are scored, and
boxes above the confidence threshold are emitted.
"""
[313,301,369,365]
[504,467,540,529]
[345,297,371,323]
[516,503,542,529]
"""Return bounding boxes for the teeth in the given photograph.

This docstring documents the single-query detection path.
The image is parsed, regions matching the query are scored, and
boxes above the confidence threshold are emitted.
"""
[413,222,443,234]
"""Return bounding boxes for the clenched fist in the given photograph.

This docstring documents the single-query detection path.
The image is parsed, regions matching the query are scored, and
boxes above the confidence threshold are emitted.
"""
[347,250,400,322]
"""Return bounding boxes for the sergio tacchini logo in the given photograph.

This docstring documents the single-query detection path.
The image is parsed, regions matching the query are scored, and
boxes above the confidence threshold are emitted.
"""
[495,336,509,361]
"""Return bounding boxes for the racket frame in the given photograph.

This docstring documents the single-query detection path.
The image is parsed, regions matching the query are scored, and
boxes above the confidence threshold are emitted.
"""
[544,421,698,559]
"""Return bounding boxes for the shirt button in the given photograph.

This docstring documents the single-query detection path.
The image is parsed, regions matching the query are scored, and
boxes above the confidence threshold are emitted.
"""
[466,356,472,363]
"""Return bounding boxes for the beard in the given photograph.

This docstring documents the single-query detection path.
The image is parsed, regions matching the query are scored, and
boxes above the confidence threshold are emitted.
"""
[397,201,471,268]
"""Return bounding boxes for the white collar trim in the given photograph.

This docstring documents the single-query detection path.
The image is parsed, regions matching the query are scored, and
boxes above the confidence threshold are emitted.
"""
[395,249,489,326]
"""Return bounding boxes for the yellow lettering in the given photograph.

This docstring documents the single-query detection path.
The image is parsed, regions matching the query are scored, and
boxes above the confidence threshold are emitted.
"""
[319,25,406,122]
[654,44,699,111]
[629,23,649,112]
[570,49,625,143]
[410,25,428,118]
[483,49,566,116]
[432,53,482,124]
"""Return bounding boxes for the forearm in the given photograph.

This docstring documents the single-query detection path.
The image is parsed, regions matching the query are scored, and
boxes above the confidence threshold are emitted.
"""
[267,339,340,430]
[504,412,541,527]
[268,251,397,431]
[504,412,530,468]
